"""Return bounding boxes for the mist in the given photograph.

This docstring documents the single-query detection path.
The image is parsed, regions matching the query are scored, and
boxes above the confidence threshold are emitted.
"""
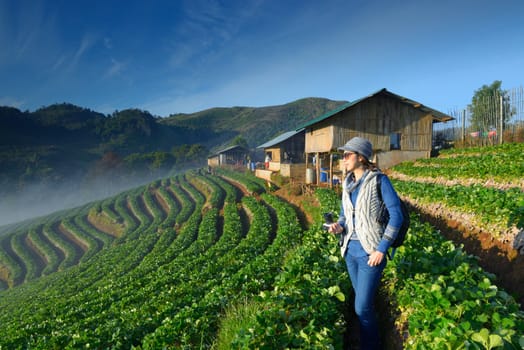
[0,166,192,230]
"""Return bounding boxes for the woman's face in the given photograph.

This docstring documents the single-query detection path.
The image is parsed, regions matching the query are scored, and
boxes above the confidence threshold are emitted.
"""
[342,151,361,172]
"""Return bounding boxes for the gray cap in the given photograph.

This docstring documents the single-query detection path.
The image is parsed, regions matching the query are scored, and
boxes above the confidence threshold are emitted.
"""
[338,137,372,160]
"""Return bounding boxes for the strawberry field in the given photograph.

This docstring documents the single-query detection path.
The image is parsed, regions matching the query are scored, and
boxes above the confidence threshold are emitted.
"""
[0,143,523,349]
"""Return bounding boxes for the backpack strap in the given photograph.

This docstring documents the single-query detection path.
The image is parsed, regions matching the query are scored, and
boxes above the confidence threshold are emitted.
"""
[388,248,397,260]
[376,173,396,260]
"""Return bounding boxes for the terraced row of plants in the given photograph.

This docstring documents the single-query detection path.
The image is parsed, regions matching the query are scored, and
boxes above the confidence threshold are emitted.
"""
[390,180,523,236]
[391,142,524,186]
[0,182,175,288]
[384,218,524,349]
[314,187,524,349]
[0,169,347,348]
[0,172,214,345]
[391,143,524,233]
[382,142,524,347]
[1,156,523,348]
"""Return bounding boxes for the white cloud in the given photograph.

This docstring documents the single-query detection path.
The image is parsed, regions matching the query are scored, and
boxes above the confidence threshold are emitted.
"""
[104,58,126,78]
[71,34,94,67]
[49,33,96,74]
[166,0,263,71]
[0,0,54,64]
[104,37,113,49]
[51,54,67,71]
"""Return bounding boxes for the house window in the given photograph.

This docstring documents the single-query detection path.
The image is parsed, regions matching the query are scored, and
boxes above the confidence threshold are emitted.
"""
[390,133,401,150]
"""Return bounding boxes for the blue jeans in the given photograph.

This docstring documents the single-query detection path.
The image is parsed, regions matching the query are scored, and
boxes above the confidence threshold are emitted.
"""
[345,240,386,350]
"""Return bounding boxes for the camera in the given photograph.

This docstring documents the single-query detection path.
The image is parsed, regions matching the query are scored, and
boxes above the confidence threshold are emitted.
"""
[322,212,333,231]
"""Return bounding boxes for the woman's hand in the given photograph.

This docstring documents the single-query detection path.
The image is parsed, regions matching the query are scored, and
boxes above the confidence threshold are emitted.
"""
[368,251,385,266]
[327,222,343,235]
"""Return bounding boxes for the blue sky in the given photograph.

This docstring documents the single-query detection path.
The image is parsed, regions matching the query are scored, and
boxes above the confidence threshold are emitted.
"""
[1,0,523,117]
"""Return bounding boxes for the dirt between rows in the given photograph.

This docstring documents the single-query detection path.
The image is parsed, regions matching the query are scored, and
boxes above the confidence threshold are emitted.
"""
[385,171,524,309]
[388,171,524,191]
[412,201,524,309]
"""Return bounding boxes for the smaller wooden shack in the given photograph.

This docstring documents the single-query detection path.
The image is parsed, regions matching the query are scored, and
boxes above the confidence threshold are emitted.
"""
[207,145,248,168]
[256,129,306,182]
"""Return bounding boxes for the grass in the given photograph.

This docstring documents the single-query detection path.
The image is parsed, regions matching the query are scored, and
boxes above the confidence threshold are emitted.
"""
[213,297,266,350]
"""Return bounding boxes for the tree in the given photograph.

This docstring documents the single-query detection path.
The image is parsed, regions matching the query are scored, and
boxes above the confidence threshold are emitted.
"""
[186,144,207,159]
[230,135,249,149]
[171,144,208,166]
[150,151,175,170]
[468,81,515,133]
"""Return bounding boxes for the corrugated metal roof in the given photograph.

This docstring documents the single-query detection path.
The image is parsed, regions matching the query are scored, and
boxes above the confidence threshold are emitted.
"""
[296,88,454,130]
[256,128,305,149]
[295,101,354,130]
[208,145,247,158]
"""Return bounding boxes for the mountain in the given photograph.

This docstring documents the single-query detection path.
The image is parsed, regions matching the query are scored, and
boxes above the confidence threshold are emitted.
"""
[0,97,347,225]
[0,104,224,195]
[162,97,347,149]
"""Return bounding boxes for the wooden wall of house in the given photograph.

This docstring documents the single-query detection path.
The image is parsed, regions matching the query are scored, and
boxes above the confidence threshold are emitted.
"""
[222,150,247,165]
[305,94,434,153]
[281,134,305,163]
[305,124,333,153]
[280,163,306,181]
[265,147,281,162]
[208,156,220,167]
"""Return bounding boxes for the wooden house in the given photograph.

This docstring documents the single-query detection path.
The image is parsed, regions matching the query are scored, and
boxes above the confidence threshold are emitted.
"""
[256,129,306,181]
[298,88,454,185]
[207,145,248,168]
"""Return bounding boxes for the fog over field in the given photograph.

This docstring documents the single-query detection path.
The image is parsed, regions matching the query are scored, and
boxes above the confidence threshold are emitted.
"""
[0,170,176,229]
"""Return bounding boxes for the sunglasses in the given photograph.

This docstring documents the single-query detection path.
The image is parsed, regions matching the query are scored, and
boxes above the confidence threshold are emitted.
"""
[343,152,357,159]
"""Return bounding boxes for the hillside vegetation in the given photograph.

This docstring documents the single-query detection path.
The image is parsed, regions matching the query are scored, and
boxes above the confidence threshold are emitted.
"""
[0,143,523,349]
[0,169,349,348]
[388,142,524,313]
[389,143,524,241]
[0,98,345,226]
[0,98,345,196]
[161,97,346,148]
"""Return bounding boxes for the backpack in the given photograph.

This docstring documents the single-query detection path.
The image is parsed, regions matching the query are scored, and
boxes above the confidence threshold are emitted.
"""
[377,175,410,250]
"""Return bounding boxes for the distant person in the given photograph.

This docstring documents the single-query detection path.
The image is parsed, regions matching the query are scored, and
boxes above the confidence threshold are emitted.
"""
[265,154,271,169]
[246,155,251,169]
[325,137,403,350]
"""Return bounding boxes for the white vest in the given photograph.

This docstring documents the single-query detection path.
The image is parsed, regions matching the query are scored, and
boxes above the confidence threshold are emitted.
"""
[340,171,385,256]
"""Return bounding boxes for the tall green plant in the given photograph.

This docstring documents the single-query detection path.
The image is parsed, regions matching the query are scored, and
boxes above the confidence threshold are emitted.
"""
[469,81,515,132]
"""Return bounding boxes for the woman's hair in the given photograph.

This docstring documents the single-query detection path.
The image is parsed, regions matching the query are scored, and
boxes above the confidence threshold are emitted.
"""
[360,154,379,171]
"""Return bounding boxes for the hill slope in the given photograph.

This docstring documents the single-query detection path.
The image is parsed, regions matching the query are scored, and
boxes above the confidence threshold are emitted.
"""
[161,97,347,148]
[0,98,346,225]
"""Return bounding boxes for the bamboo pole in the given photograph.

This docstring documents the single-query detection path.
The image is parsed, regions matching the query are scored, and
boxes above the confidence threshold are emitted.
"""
[315,152,320,186]
[329,153,333,189]
[461,109,466,144]
[499,95,504,145]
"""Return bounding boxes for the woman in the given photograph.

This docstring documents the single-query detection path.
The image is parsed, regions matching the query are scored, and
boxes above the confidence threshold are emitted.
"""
[327,137,403,350]
[265,153,271,169]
